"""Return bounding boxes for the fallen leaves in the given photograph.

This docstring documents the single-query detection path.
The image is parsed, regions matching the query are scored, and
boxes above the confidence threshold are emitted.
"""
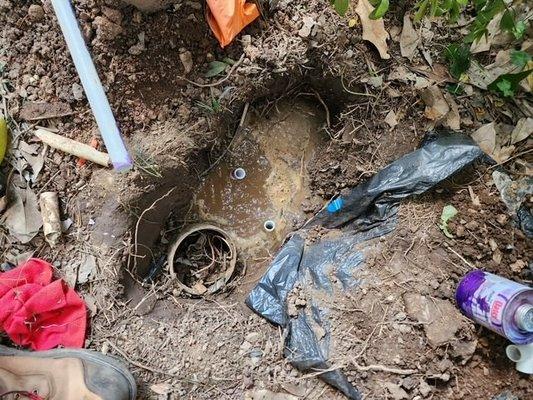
[471,122,522,164]
[471,122,497,156]
[511,117,533,144]
[439,205,458,239]
[384,109,398,129]
[420,85,450,121]
[419,85,463,130]
[355,0,390,60]
[1,186,43,243]
[19,102,72,121]
[400,14,419,60]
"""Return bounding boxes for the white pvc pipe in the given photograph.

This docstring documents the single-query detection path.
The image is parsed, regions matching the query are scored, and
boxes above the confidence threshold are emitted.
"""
[506,343,533,374]
[50,0,132,172]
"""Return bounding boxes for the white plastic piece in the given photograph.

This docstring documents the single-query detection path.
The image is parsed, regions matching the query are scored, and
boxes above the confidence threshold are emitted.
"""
[264,220,275,232]
[506,343,533,374]
[232,167,246,180]
[50,0,132,172]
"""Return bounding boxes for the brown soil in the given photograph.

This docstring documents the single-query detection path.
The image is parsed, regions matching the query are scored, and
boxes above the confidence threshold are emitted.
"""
[1,1,531,400]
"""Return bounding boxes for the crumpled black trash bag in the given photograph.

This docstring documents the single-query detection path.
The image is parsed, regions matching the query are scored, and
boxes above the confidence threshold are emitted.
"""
[246,133,483,399]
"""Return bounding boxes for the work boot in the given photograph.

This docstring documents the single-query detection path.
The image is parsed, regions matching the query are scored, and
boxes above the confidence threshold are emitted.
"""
[0,345,136,400]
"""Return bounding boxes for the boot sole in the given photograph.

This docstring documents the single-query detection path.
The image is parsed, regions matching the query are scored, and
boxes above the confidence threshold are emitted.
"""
[0,345,137,399]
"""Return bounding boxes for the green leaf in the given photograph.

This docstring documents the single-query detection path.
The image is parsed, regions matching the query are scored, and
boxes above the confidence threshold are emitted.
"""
[473,0,487,11]
[205,61,228,78]
[369,0,389,20]
[222,57,236,66]
[499,9,516,32]
[496,79,513,97]
[511,51,532,70]
[414,0,429,22]
[445,43,471,79]
[488,69,533,97]
[464,0,505,43]
[439,205,458,238]
[512,20,526,40]
[446,83,465,95]
[333,0,349,16]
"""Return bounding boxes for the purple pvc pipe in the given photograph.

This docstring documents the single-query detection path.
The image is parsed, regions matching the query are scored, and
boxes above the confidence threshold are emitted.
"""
[456,270,533,344]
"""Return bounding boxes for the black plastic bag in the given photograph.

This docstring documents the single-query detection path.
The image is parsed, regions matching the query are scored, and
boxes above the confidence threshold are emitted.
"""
[246,133,483,399]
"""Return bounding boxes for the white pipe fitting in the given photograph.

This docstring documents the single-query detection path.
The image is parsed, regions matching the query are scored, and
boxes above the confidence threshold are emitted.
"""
[264,220,275,232]
[506,343,533,374]
[231,168,246,180]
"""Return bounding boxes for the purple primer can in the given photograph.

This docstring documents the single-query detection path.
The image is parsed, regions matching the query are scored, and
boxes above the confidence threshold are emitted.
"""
[456,270,533,344]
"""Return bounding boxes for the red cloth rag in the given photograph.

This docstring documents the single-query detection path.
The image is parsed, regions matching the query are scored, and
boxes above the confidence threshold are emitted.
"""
[0,258,87,350]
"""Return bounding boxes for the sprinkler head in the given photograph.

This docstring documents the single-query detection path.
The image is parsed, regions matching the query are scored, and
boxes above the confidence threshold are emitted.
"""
[231,167,246,180]
[264,220,276,232]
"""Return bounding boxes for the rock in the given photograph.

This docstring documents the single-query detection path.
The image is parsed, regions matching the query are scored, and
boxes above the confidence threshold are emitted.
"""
[72,83,84,100]
[28,4,44,22]
[245,332,261,343]
[403,293,464,346]
[451,339,477,363]
[298,16,315,38]
[465,220,479,230]
[0,0,12,12]
[93,16,123,41]
[496,214,508,225]
[179,50,193,74]
[128,32,146,55]
[418,381,432,397]
[102,7,123,24]
[384,382,409,400]
[492,392,518,400]
[401,376,417,390]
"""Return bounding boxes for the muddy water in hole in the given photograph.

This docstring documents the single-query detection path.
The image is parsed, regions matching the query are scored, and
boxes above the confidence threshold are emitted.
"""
[194,99,325,259]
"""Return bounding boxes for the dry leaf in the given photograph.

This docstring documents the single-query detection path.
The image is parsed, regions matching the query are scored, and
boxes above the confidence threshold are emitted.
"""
[420,85,449,121]
[384,110,398,129]
[468,49,522,90]
[150,383,171,395]
[78,254,97,284]
[19,101,72,121]
[468,186,481,207]
[471,122,497,155]
[443,93,460,130]
[17,141,46,183]
[355,0,390,60]
[400,14,419,60]
[1,186,43,243]
[470,13,503,54]
[511,117,533,144]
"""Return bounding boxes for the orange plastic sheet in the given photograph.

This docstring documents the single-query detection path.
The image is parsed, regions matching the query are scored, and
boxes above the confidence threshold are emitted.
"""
[206,0,260,48]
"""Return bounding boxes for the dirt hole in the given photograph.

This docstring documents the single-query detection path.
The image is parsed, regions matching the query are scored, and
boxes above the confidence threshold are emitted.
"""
[126,87,345,301]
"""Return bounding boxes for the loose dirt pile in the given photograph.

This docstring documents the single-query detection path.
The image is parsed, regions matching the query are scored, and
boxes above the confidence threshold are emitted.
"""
[0,1,531,400]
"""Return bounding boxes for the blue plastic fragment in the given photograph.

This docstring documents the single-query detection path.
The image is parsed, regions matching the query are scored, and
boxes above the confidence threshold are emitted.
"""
[327,197,344,213]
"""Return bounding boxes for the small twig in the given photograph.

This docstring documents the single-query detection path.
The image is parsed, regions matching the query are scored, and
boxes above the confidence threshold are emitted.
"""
[443,242,475,270]
[352,362,418,375]
[296,364,345,380]
[107,341,201,385]
[310,88,331,128]
[488,148,533,169]
[179,54,245,88]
